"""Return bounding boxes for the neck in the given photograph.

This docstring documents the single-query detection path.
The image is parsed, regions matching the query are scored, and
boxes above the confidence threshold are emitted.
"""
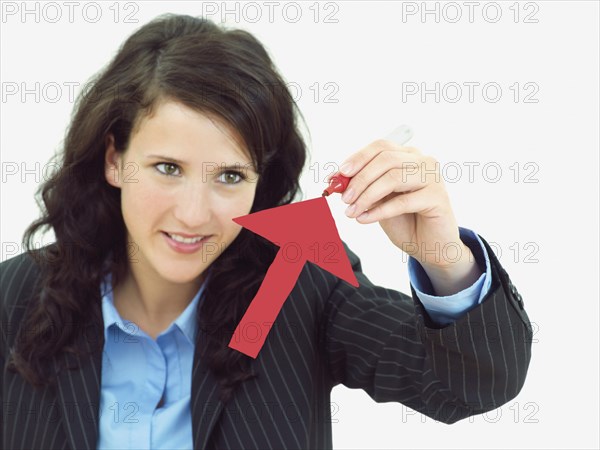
[113,265,205,328]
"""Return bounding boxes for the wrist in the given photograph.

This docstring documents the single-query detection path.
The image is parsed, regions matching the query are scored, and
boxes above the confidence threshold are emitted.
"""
[419,245,482,296]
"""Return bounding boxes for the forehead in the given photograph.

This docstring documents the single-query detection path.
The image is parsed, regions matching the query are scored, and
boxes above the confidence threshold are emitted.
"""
[131,100,251,161]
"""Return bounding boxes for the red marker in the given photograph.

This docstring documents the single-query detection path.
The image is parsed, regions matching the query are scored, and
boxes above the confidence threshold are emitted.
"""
[322,173,351,197]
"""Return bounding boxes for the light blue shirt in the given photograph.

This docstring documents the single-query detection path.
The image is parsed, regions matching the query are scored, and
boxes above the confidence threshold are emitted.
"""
[96,270,209,450]
[96,226,490,448]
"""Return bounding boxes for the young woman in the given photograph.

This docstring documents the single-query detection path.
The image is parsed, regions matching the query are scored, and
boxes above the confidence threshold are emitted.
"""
[1,13,533,450]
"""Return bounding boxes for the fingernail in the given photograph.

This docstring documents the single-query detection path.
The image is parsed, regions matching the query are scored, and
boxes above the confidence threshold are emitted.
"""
[340,162,353,175]
[342,187,354,203]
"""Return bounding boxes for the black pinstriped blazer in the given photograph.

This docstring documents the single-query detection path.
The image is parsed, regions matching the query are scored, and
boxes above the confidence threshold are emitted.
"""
[1,235,533,450]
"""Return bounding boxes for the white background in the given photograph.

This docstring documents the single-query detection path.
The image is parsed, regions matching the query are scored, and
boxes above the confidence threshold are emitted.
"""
[1,1,599,449]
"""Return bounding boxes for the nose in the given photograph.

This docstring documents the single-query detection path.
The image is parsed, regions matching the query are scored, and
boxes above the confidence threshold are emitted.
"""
[172,180,213,229]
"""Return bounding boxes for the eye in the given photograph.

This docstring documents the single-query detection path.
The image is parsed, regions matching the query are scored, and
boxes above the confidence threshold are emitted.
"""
[154,162,180,177]
[218,170,247,185]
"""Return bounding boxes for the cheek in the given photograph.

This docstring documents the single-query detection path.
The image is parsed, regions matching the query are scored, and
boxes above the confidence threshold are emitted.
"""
[217,187,256,215]
[212,188,256,232]
[120,180,170,225]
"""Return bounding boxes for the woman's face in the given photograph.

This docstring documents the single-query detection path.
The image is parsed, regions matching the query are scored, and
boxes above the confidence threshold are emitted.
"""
[104,99,258,285]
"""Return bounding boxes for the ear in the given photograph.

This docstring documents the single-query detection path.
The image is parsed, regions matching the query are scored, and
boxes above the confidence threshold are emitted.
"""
[104,133,122,189]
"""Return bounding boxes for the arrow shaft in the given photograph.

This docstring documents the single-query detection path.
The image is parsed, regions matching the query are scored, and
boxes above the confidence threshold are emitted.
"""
[228,249,305,359]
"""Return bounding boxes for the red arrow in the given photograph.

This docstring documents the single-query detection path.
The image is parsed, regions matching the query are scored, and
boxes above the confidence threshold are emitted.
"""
[229,196,359,358]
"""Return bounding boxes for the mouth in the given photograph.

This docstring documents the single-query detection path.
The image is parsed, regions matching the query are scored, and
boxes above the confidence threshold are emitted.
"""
[161,232,212,254]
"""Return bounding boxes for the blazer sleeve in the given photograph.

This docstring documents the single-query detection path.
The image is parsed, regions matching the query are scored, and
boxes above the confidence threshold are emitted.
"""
[321,233,533,424]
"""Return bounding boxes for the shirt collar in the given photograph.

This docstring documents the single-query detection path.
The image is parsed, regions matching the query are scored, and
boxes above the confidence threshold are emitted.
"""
[100,267,212,345]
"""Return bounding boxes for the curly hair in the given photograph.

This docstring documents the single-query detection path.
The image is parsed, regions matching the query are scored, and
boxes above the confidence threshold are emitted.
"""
[7,13,308,404]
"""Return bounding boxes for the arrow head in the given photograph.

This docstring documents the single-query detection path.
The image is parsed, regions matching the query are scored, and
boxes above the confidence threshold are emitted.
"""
[232,197,358,287]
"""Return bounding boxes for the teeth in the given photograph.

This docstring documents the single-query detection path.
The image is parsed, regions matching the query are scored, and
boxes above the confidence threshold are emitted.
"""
[167,233,205,244]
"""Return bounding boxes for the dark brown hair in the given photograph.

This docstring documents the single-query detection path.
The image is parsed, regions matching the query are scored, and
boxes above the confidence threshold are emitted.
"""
[8,13,308,403]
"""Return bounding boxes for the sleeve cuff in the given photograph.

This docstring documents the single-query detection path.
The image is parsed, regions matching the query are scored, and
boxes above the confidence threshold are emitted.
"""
[407,226,493,326]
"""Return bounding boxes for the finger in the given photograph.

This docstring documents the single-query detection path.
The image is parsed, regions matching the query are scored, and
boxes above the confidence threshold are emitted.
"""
[344,167,428,218]
[343,153,432,205]
[354,184,435,224]
[338,140,422,178]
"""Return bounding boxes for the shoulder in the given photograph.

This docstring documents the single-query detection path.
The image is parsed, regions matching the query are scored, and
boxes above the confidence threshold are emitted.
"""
[1,248,47,305]
[0,247,48,356]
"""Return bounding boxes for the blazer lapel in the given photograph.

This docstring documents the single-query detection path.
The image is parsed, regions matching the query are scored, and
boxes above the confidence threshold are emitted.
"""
[53,314,103,450]
[191,345,226,450]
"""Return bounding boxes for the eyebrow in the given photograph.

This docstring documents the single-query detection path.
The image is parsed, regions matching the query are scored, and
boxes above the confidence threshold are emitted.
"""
[146,154,257,172]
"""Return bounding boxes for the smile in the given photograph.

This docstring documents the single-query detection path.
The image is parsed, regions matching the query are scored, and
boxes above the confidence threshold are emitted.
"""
[166,233,205,244]
[161,232,211,254]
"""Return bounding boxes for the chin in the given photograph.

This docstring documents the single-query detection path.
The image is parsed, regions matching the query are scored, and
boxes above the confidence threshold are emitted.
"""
[156,262,206,284]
